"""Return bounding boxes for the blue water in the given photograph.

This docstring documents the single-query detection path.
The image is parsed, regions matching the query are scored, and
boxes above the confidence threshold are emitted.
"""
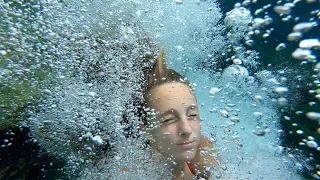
[0,0,319,179]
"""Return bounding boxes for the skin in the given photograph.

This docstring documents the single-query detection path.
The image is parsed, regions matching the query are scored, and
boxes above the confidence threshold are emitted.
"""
[144,82,218,179]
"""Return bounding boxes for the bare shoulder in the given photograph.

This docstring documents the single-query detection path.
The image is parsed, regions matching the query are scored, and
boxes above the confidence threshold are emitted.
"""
[199,135,213,148]
[190,135,220,179]
[198,135,220,166]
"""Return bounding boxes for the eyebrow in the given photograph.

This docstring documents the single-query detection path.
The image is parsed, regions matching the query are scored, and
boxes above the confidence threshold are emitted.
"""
[159,105,198,117]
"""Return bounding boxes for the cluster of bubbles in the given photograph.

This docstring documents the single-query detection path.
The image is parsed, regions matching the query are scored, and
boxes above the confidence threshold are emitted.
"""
[1,0,319,179]
[209,0,320,178]
[190,69,301,179]
[0,0,63,130]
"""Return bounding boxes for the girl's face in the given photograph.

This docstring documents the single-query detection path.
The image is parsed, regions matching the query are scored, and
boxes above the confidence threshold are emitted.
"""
[145,82,201,163]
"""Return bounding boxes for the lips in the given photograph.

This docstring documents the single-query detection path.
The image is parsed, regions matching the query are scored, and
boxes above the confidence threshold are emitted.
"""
[177,140,195,146]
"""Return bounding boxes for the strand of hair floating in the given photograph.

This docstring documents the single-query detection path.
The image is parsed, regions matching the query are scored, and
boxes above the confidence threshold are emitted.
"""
[156,48,167,78]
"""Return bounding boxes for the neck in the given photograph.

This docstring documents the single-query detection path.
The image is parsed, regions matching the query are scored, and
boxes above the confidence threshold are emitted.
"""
[149,148,188,178]
[166,158,186,177]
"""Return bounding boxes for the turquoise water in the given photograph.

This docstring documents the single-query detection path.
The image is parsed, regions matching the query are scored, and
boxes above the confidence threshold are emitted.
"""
[0,0,319,179]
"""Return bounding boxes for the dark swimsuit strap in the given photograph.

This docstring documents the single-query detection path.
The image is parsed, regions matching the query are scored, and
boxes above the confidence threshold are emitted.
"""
[186,161,196,175]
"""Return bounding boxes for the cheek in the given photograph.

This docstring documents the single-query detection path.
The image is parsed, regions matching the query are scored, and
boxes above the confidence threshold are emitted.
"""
[191,120,201,131]
[151,126,177,142]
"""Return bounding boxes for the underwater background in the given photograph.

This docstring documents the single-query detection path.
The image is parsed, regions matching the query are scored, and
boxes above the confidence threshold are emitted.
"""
[0,0,319,179]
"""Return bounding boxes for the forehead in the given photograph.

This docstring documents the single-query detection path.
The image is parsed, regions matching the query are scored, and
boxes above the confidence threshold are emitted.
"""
[146,82,197,111]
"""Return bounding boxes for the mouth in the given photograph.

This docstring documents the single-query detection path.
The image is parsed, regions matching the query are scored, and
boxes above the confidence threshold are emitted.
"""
[177,140,195,146]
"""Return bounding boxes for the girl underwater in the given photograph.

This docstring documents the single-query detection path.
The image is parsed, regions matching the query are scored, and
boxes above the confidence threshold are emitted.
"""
[133,48,220,180]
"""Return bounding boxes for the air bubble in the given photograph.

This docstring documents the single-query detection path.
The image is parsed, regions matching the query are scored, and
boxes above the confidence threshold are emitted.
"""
[233,58,242,64]
[88,92,96,97]
[91,135,103,144]
[292,48,312,60]
[274,86,289,94]
[293,22,317,32]
[43,89,52,95]
[296,130,304,134]
[306,141,318,148]
[242,0,251,6]
[220,110,229,118]
[245,40,254,46]
[306,112,320,121]
[223,107,230,113]
[254,95,264,104]
[230,117,240,123]
[253,128,266,136]
[262,33,269,38]
[306,0,317,3]
[209,87,221,95]
[0,50,7,56]
[299,39,320,49]
[274,5,292,15]
[287,32,302,41]
[253,112,263,118]
[278,97,288,106]
[308,136,315,141]
[275,43,286,51]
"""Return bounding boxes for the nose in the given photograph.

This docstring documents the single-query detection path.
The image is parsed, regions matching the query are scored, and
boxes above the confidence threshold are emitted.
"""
[178,116,192,137]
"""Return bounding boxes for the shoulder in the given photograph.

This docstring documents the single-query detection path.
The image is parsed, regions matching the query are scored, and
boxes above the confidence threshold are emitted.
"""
[199,135,213,148]
[197,135,219,166]
[190,135,220,178]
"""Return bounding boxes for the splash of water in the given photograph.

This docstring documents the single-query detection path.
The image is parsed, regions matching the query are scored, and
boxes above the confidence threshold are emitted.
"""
[0,0,310,179]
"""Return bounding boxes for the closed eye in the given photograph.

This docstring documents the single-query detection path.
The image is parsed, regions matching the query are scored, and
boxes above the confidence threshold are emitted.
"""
[188,114,198,120]
[162,118,177,124]
[187,106,199,118]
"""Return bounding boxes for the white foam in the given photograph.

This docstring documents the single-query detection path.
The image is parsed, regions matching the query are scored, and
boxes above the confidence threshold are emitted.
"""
[22,0,302,179]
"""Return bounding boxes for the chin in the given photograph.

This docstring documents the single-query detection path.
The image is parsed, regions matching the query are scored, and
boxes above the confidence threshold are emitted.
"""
[177,150,196,162]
